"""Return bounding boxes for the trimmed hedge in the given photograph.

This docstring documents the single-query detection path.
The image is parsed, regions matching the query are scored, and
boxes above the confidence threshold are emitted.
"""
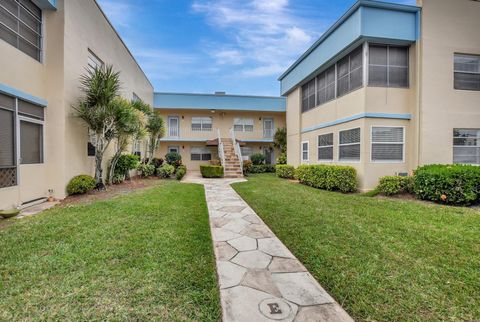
[276,165,295,179]
[377,176,413,196]
[413,164,480,205]
[176,165,187,180]
[249,164,275,174]
[295,165,357,193]
[67,175,96,195]
[250,153,265,165]
[200,165,224,178]
[165,152,182,168]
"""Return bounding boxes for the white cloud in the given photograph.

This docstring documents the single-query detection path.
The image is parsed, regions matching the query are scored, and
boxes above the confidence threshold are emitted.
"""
[192,0,317,77]
[97,0,134,28]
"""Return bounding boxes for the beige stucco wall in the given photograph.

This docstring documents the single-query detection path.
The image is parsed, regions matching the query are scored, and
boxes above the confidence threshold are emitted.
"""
[285,40,418,190]
[0,0,153,210]
[417,0,480,165]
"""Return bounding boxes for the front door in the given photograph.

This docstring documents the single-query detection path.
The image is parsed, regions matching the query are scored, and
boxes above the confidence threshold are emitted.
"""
[263,147,274,164]
[263,118,274,138]
[168,116,179,137]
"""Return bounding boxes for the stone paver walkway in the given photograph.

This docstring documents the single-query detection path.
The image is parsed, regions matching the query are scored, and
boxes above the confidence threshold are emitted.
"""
[199,178,353,322]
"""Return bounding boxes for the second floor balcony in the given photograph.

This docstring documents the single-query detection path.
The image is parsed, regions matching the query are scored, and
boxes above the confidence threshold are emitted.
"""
[160,126,276,143]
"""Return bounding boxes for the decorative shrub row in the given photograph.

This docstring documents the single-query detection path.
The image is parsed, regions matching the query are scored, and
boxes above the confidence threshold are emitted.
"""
[201,165,224,178]
[295,165,357,193]
[67,175,96,195]
[275,165,295,179]
[413,164,480,205]
[176,165,187,180]
[158,164,175,178]
[377,176,413,196]
[137,163,155,177]
[249,164,276,174]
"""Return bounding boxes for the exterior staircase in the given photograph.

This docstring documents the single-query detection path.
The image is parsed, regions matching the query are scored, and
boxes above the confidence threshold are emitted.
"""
[220,138,243,178]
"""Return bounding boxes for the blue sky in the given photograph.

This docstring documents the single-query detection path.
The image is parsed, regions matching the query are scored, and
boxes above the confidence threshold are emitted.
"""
[97,0,416,96]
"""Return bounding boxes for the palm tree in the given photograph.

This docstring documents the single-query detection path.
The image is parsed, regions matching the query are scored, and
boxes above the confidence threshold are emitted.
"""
[146,111,165,163]
[107,98,146,184]
[74,65,121,189]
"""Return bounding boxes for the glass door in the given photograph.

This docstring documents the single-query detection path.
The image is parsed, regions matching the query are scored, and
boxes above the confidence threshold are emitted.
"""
[263,118,274,138]
[168,116,179,137]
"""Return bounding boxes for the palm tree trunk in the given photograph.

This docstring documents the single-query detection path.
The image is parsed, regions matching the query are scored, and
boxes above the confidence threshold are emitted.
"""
[108,149,123,185]
[95,150,106,190]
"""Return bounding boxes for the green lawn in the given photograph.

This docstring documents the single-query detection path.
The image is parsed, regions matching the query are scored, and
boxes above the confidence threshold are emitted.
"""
[0,182,220,321]
[232,174,480,322]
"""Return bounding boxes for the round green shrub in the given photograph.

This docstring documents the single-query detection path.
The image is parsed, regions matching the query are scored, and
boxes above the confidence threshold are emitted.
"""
[276,153,287,165]
[114,154,140,177]
[158,164,175,178]
[243,160,253,174]
[276,164,295,179]
[137,163,155,177]
[176,165,187,180]
[165,152,182,168]
[67,175,96,195]
[413,164,480,205]
[377,176,413,196]
[250,153,265,165]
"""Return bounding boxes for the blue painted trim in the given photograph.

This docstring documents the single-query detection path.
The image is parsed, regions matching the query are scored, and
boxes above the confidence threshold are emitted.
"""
[32,0,57,10]
[301,113,411,133]
[278,0,421,81]
[0,83,47,107]
[155,92,286,112]
[241,139,274,143]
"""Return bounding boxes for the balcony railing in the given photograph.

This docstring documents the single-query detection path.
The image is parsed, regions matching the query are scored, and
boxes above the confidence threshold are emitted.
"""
[161,127,277,142]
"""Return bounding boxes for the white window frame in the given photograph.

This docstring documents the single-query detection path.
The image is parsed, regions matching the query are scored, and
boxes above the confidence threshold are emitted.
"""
[87,49,104,72]
[318,133,334,162]
[234,118,254,132]
[338,127,361,163]
[370,125,405,163]
[18,115,44,165]
[191,146,212,161]
[453,128,480,165]
[453,53,480,91]
[191,117,213,132]
[301,140,309,163]
[168,146,180,154]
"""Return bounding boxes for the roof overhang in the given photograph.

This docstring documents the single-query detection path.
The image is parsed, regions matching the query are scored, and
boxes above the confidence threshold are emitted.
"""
[32,0,57,10]
[154,92,286,112]
[278,0,421,96]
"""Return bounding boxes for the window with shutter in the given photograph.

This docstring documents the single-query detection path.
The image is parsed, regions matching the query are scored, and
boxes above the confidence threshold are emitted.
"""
[371,127,404,162]
[339,128,361,161]
[453,129,480,164]
[192,117,212,132]
[454,54,480,91]
[233,118,254,132]
[318,133,333,161]
[191,146,212,161]
[0,0,42,61]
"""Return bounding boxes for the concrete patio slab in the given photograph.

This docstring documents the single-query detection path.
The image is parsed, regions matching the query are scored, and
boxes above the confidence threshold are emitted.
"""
[201,178,353,322]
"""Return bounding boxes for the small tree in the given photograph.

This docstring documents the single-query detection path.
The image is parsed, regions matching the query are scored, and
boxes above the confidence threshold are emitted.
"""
[74,65,120,189]
[274,127,287,153]
[146,112,165,163]
[107,97,145,184]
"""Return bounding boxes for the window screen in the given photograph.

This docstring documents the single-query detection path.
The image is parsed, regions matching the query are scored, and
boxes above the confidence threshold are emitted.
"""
[339,128,360,161]
[453,129,480,164]
[301,141,309,161]
[0,108,15,167]
[18,99,44,119]
[191,146,212,161]
[316,66,336,106]
[192,117,212,131]
[87,49,104,71]
[233,118,254,132]
[371,127,404,162]
[369,45,409,88]
[0,0,42,61]
[337,46,363,97]
[20,120,43,164]
[454,54,480,91]
[318,133,333,161]
[301,78,316,112]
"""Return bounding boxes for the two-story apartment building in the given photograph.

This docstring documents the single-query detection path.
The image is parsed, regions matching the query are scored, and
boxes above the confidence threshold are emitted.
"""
[280,0,480,190]
[154,92,286,171]
[0,0,153,210]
